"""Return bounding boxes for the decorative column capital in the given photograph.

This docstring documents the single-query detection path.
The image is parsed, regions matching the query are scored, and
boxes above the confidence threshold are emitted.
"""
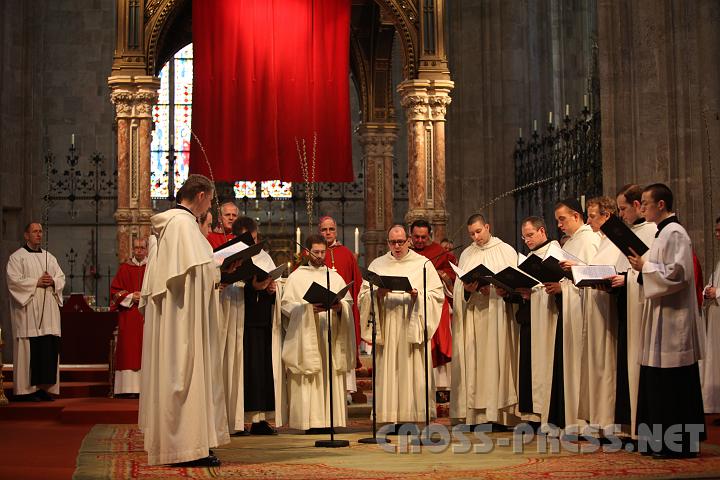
[404,208,448,227]
[428,95,452,121]
[108,75,160,118]
[357,123,399,156]
[397,79,454,121]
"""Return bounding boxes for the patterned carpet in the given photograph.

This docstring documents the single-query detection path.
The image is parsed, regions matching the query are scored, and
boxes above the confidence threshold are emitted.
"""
[73,424,720,480]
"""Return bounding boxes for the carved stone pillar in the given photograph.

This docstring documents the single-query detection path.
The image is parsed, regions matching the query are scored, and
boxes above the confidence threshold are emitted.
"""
[108,75,159,262]
[398,79,453,241]
[358,123,398,262]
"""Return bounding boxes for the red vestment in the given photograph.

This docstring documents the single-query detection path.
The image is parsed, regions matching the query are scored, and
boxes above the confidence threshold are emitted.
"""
[110,262,146,371]
[325,243,362,368]
[693,250,704,312]
[413,242,456,368]
[206,231,235,250]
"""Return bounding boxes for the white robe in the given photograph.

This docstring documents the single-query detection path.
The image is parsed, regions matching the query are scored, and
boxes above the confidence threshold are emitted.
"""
[138,208,229,465]
[579,234,627,429]
[701,260,720,413]
[624,221,656,435]
[559,224,600,431]
[450,237,519,425]
[281,266,354,430]
[359,250,444,423]
[639,218,704,368]
[527,240,561,426]
[6,247,65,395]
[220,279,287,432]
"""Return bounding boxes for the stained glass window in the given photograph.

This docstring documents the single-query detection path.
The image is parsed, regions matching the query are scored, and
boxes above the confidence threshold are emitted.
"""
[151,43,291,199]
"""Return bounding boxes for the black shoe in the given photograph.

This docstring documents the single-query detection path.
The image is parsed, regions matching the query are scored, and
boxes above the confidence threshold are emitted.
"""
[230,430,250,436]
[250,420,278,435]
[34,390,54,402]
[305,427,335,435]
[172,455,221,467]
[13,393,41,402]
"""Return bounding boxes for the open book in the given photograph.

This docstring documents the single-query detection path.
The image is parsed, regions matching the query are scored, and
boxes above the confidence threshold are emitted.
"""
[600,214,650,257]
[303,281,354,310]
[449,262,494,287]
[570,265,617,288]
[518,253,565,283]
[221,248,287,284]
[213,238,266,270]
[542,242,585,281]
[360,267,413,292]
[490,266,541,292]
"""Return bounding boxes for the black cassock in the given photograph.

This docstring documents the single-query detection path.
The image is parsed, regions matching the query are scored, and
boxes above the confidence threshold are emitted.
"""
[243,282,276,412]
[508,294,534,415]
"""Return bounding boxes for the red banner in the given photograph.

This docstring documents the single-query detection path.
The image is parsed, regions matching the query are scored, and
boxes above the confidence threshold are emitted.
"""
[191,0,353,183]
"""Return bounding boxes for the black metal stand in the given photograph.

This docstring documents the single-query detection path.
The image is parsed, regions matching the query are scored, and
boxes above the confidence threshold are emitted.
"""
[315,266,349,448]
[358,282,389,444]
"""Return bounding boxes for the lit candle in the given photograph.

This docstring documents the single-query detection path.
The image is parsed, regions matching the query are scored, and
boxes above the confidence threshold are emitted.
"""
[565,104,570,117]
[548,111,553,124]
[295,227,301,254]
[583,95,588,108]
[580,195,586,211]
[533,120,537,131]
[354,227,360,255]
[287,261,292,275]
[71,134,75,147]
[518,127,523,138]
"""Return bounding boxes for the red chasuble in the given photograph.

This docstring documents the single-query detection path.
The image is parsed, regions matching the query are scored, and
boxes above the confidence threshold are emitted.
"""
[325,243,363,368]
[110,262,146,371]
[413,242,457,368]
[206,231,235,250]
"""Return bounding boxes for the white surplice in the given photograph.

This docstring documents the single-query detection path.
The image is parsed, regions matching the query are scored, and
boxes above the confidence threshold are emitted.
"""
[624,220,656,435]
[579,234,627,430]
[219,279,287,432]
[359,249,444,423]
[527,240,561,426]
[449,237,519,425]
[639,218,704,368]
[6,247,65,395]
[281,266,354,430]
[138,208,229,466]
[559,224,600,431]
[701,259,720,413]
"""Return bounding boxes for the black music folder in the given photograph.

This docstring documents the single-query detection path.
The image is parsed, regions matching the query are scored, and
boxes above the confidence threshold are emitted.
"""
[600,214,650,257]
[518,254,565,283]
[213,239,266,270]
[490,266,541,292]
[449,262,494,287]
[303,281,354,310]
[360,267,413,292]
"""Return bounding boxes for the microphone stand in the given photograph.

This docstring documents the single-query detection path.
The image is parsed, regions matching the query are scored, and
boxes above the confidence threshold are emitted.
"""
[295,241,349,448]
[358,279,387,444]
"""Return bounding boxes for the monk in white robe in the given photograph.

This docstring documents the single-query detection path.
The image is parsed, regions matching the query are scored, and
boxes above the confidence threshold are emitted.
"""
[6,222,65,400]
[138,175,229,466]
[359,225,444,425]
[220,219,287,436]
[450,214,519,427]
[629,183,705,457]
[578,198,628,433]
[700,216,720,414]
[545,199,599,435]
[612,184,656,438]
[517,217,561,428]
[281,235,355,431]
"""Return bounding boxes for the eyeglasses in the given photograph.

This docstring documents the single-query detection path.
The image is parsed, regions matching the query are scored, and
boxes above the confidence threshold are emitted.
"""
[387,239,407,245]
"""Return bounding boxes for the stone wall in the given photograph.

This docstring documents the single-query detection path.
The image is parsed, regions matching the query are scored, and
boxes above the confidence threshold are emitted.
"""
[0,1,117,361]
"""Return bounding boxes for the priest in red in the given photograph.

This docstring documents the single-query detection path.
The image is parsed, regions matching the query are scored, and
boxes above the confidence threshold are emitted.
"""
[110,237,148,397]
[319,217,363,384]
[207,201,239,249]
[410,220,456,374]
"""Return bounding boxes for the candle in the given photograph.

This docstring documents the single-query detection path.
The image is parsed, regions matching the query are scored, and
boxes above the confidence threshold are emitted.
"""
[580,195,586,211]
[71,134,75,147]
[565,104,570,117]
[583,95,588,108]
[533,120,537,131]
[354,227,360,255]
[287,261,292,275]
[548,111,553,124]
[518,127,523,138]
[295,227,301,254]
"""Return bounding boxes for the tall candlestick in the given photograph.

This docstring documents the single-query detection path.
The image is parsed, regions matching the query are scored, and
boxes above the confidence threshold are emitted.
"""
[354,227,360,255]
[565,104,570,117]
[533,120,537,131]
[71,133,75,147]
[295,227,301,254]
[548,111,553,124]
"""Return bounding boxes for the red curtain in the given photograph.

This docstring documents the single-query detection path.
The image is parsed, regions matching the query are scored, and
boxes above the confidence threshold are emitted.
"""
[191,0,353,183]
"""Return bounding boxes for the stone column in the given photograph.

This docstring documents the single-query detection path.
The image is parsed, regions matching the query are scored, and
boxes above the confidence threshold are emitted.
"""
[358,123,398,262]
[108,75,159,262]
[398,79,453,241]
